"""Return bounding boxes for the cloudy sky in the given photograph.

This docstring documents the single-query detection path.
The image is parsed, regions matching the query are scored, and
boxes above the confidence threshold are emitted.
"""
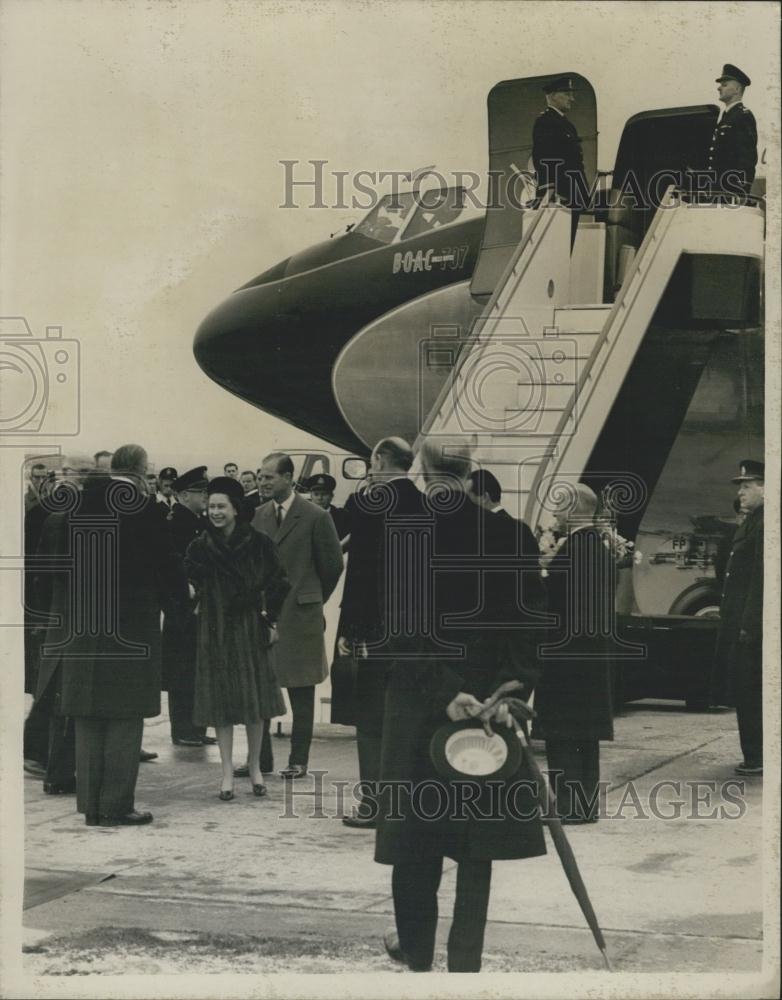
[1,0,778,477]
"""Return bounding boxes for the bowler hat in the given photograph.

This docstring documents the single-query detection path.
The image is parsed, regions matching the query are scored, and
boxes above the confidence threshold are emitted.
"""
[731,459,764,483]
[716,64,751,87]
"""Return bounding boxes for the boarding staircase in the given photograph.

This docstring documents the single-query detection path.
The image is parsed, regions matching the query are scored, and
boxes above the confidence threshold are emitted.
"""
[414,189,765,526]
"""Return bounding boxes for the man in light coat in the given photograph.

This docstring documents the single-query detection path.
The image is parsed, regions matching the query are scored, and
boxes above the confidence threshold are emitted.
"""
[251,452,343,778]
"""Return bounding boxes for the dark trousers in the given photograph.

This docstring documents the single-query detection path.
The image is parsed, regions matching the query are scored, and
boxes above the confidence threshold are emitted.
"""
[392,858,492,972]
[24,696,50,765]
[355,667,387,813]
[45,686,75,786]
[546,739,601,821]
[74,716,144,818]
[168,685,206,742]
[259,685,315,769]
[734,643,763,766]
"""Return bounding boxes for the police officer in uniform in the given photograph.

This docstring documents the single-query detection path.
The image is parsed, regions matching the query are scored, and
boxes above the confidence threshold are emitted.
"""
[163,466,212,746]
[532,76,588,248]
[715,460,764,776]
[707,65,758,196]
[156,467,179,519]
[307,473,350,541]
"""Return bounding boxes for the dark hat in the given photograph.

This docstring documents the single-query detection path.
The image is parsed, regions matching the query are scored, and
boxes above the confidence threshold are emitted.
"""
[731,459,764,483]
[543,75,576,94]
[159,467,178,481]
[307,473,336,492]
[207,475,246,509]
[173,466,208,492]
[716,64,751,87]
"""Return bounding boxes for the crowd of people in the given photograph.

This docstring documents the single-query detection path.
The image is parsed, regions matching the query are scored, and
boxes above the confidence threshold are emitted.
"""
[20,437,764,972]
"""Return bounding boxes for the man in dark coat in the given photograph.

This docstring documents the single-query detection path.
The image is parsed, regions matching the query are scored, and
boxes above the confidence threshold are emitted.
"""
[240,470,262,519]
[707,65,758,195]
[162,466,210,746]
[38,445,187,826]
[715,460,764,776]
[532,76,588,248]
[375,439,547,974]
[335,437,425,828]
[534,483,615,824]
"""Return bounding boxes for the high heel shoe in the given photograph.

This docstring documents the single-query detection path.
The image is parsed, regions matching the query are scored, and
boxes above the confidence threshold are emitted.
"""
[252,783,267,798]
[218,788,234,801]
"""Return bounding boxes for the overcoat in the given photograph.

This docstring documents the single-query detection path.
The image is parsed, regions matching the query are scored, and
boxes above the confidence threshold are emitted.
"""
[161,502,207,693]
[713,504,763,703]
[533,525,615,742]
[37,475,188,719]
[252,494,344,687]
[374,488,547,865]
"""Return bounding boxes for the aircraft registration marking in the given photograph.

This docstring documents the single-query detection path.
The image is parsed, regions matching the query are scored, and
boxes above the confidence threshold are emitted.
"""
[392,245,469,275]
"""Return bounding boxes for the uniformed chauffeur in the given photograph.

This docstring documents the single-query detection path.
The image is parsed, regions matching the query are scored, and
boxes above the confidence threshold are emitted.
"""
[307,473,350,542]
[714,460,764,777]
[707,64,758,196]
[532,75,588,249]
[162,466,214,746]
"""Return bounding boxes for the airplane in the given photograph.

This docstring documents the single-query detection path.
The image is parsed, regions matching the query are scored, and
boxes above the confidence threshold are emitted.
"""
[194,71,765,711]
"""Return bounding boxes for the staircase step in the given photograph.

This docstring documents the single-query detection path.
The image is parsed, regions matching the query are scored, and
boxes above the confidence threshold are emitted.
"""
[552,305,611,333]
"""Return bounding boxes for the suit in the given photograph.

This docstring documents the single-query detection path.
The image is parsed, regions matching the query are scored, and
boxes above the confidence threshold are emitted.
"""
[715,504,763,765]
[252,494,343,766]
[375,489,546,972]
[532,106,588,246]
[38,475,187,819]
[706,103,758,194]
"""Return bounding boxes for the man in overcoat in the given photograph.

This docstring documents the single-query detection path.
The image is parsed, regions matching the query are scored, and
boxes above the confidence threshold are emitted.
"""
[533,483,615,824]
[375,439,546,973]
[38,445,187,826]
[335,437,425,828]
[252,452,344,778]
[715,460,764,776]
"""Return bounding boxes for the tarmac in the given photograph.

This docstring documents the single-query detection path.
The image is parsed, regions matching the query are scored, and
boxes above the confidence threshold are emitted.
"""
[19,698,766,982]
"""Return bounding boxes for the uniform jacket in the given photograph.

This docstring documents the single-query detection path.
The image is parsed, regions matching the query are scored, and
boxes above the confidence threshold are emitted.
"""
[706,103,758,193]
[533,525,615,742]
[161,502,207,691]
[375,488,547,866]
[717,504,763,647]
[37,475,188,719]
[532,107,587,208]
[252,494,344,687]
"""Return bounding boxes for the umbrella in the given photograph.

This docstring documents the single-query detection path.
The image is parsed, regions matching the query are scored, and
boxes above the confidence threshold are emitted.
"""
[475,680,614,972]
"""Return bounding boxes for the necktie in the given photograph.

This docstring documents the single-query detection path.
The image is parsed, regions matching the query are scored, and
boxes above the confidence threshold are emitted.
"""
[276,504,283,528]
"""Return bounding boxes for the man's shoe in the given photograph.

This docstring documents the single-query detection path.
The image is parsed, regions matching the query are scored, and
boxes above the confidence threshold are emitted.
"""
[43,780,76,795]
[734,762,763,776]
[279,764,308,779]
[23,759,47,779]
[233,764,250,778]
[342,810,376,829]
[139,750,158,762]
[383,931,406,965]
[173,737,204,747]
[99,810,153,827]
[201,735,218,745]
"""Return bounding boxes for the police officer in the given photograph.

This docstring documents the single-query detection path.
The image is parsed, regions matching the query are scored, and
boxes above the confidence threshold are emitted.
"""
[163,466,212,746]
[707,65,758,196]
[307,473,350,541]
[532,76,588,248]
[715,460,764,776]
